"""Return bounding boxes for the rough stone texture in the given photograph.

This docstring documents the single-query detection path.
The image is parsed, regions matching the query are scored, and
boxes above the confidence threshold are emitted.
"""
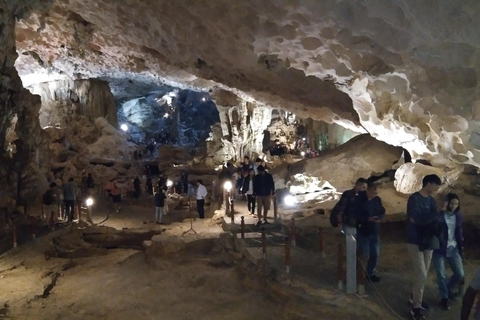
[275,134,404,192]
[11,0,480,169]
[28,79,118,129]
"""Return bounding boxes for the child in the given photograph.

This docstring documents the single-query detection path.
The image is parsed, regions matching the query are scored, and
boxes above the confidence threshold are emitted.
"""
[154,188,166,224]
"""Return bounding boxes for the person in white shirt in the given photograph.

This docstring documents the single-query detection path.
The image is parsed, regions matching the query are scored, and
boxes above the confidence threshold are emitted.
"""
[196,179,208,219]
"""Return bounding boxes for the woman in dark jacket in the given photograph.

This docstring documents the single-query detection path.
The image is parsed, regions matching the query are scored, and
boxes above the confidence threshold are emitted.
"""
[432,193,464,311]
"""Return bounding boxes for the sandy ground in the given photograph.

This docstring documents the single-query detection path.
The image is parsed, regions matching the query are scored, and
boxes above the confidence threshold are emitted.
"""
[0,192,478,320]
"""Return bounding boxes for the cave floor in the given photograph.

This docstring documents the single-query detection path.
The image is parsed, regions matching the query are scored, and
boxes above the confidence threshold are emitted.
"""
[0,195,478,320]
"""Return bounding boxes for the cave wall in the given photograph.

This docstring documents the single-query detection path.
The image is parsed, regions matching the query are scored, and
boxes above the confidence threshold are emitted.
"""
[207,90,272,164]
[0,0,55,208]
[28,79,118,129]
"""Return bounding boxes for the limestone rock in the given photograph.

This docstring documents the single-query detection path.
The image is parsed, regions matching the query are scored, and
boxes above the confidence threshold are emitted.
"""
[147,235,186,256]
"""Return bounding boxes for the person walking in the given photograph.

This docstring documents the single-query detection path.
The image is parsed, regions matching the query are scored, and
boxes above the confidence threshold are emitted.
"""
[111,182,122,213]
[356,182,385,283]
[154,187,166,224]
[407,174,442,320]
[252,165,275,226]
[146,176,153,196]
[461,266,480,320]
[241,168,256,215]
[432,193,465,311]
[196,179,207,219]
[63,178,77,223]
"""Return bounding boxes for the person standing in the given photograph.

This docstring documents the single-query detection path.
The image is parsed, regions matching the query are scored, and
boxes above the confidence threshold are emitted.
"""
[196,179,207,219]
[252,165,275,226]
[86,173,95,194]
[241,168,256,215]
[154,187,166,224]
[43,183,60,228]
[335,178,368,230]
[356,182,385,283]
[432,193,465,311]
[407,174,442,320]
[146,176,153,196]
[461,267,480,320]
[63,178,77,223]
[111,182,122,213]
[133,176,141,198]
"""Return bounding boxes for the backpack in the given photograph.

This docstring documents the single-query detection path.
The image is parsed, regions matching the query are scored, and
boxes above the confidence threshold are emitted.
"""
[329,201,341,227]
[42,189,54,205]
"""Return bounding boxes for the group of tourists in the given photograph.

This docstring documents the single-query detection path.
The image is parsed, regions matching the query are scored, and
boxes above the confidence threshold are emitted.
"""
[333,174,479,320]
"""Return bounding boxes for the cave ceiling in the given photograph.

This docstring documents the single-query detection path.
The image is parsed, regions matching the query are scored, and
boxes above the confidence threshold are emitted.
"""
[13,0,480,167]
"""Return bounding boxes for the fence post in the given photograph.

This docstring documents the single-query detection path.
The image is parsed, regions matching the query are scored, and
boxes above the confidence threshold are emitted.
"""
[273,194,278,223]
[290,218,296,247]
[357,250,365,295]
[285,236,291,273]
[241,216,245,239]
[261,227,267,259]
[337,244,345,290]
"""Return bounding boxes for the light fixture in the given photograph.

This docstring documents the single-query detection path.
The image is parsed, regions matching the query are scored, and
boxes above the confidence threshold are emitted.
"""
[301,151,305,157]
[121,124,128,131]
[166,179,173,187]
[201,97,206,102]
[86,197,94,207]
[223,181,232,192]
[284,195,297,206]
[302,137,306,141]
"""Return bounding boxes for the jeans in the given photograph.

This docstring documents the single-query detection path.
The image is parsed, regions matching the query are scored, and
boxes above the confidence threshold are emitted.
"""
[432,247,464,299]
[197,199,205,219]
[358,233,379,277]
[155,206,164,222]
[407,244,433,308]
[64,200,75,222]
[247,194,256,214]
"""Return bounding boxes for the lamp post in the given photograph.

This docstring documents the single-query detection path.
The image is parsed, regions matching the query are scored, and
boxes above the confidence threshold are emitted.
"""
[86,197,94,224]
[223,181,232,221]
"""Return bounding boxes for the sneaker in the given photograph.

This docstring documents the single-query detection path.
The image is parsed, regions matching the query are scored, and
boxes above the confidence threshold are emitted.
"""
[255,221,262,227]
[410,308,425,320]
[439,298,450,310]
[409,295,430,311]
[263,220,269,224]
[366,274,380,282]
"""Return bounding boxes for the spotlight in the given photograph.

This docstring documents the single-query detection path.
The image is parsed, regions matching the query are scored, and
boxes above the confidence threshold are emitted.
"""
[166,179,173,187]
[121,124,128,131]
[302,137,306,141]
[201,97,206,102]
[284,195,297,206]
[301,151,305,157]
[86,197,94,207]
[223,181,232,192]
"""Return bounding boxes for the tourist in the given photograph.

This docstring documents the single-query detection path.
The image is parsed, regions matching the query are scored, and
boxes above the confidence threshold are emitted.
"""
[63,178,77,223]
[461,266,480,320]
[406,174,442,320]
[42,182,60,228]
[86,173,95,194]
[111,182,122,213]
[241,168,256,215]
[252,165,275,226]
[432,193,465,311]
[146,176,153,196]
[335,178,368,230]
[105,179,114,198]
[195,179,208,219]
[242,156,252,174]
[154,187,166,224]
[253,158,262,175]
[180,171,189,194]
[356,182,385,283]
[133,176,141,198]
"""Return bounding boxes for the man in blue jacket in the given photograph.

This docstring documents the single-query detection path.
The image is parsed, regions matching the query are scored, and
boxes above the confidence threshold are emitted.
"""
[356,182,385,283]
[406,174,442,320]
[252,165,275,226]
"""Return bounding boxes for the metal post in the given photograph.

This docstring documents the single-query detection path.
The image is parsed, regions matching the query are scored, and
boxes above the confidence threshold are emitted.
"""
[77,202,81,221]
[318,226,326,258]
[224,189,229,216]
[345,226,357,294]
[13,223,17,248]
[290,218,296,247]
[241,216,245,239]
[273,194,278,223]
[357,250,365,295]
[261,227,267,259]
[41,204,45,221]
[285,236,291,274]
[337,244,345,290]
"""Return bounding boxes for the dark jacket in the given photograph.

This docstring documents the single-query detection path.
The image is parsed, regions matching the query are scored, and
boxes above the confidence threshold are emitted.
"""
[355,192,385,235]
[336,188,360,227]
[241,175,253,194]
[252,173,275,197]
[154,191,166,207]
[434,210,463,257]
[406,192,439,250]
